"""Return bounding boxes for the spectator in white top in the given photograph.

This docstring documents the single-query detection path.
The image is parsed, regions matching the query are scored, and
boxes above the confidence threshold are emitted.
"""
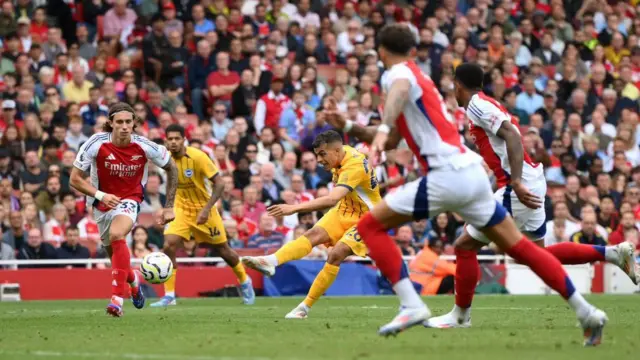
[337,19,364,55]
[516,76,544,115]
[292,0,320,30]
[425,17,449,48]
[65,116,88,151]
[16,17,32,52]
[509,31,532,67]
[585,109,617,139]
[544,201,580,246]
[211,101,234,141]
[43,203,68,247]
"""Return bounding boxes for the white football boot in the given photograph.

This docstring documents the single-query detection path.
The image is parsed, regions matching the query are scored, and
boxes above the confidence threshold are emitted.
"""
[284,303,310,319]
[241,256,276,277]
[610,242,639,285]
[423,305,471,328]
[579,307,608,347]
[378,305,431,337]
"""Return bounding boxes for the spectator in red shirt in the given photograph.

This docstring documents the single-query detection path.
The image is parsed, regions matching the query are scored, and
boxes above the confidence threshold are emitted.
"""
[609,211,639,245]
[207,51,240,108]
[254,77,290,134]
[229,198,257,244]
[29,7,48,43]
[243,185,267,224]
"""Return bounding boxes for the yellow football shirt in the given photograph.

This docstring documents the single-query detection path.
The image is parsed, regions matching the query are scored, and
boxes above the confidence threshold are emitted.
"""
[174,147,218,215]
[332,145,382,218]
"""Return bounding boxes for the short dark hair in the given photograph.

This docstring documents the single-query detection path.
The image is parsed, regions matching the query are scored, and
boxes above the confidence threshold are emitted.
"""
[43,138,60,149]
[455,63,484,90]
[165,124,185,138]
[377,24,416,55]
[60,191,75,200]
[312,130,343,150]
[65,225,79,233]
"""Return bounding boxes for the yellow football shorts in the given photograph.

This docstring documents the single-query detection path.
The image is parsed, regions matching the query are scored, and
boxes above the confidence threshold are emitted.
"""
[315,208,367,257]
[164,207,227,245]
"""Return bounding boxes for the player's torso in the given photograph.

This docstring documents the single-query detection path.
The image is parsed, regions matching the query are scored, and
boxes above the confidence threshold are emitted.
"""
[332,151,381,218]
[174,147,212,211]
[467,95,544,188]
[94,141,148,202]
[383,61,476,170]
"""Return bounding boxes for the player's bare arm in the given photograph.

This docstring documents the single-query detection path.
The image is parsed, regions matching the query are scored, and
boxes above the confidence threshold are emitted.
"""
[69,166,121,208]
[496,122,542,209]
[370,79,411,157]
[196,174,225,225]
[159,159,178,225]
[267,186,350,217]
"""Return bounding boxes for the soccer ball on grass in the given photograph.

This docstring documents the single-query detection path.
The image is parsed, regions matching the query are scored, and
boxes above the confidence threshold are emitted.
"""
[140,252,174,284]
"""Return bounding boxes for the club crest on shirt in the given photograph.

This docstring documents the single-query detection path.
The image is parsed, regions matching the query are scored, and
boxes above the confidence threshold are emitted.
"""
[184,169,193,178]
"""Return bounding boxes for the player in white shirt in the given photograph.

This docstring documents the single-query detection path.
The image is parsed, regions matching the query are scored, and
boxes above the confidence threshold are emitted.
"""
[426,63,637,330]
[325,25,607,346]
[70,102,178,317]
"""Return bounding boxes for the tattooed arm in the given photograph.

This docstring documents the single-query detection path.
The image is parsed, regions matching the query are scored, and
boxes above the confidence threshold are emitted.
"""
[159,159,178,224]
[196,174,225,225]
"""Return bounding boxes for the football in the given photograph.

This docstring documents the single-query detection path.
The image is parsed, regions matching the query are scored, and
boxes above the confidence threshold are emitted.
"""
[140,252,174,284]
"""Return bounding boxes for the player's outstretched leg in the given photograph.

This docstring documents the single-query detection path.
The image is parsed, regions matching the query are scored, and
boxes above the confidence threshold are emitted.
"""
[215,243,255,305]
[357,202,431,336]
[485,215,607,346]
[285,243,352,319]
[425,231,483,328]
[150,235,181,307]
[545,242,638,284]
[242,227,327,276]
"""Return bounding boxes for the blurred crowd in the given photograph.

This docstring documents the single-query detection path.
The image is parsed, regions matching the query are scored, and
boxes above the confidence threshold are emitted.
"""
[1,0,640,270]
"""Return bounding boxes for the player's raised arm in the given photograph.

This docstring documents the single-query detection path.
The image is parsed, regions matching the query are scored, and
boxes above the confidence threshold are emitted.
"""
[268,185,350,217]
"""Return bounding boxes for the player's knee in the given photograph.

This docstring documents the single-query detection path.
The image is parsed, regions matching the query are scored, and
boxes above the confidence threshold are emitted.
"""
[326,244,351,266]
[108,231,127,243]
[304,227,329,246]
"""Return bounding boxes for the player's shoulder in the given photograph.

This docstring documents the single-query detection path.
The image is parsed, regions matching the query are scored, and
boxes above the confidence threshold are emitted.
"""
[469,93,507,115]
[132,134,163,151]
[186,146,210,161]
[81,132,110,150]
[382,62,416,87]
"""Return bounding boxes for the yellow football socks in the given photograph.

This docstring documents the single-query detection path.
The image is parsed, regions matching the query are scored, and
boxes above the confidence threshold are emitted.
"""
[232,262,249,284]
[275,235,313,265]
[303,263,340,307]
[165,269,177,297]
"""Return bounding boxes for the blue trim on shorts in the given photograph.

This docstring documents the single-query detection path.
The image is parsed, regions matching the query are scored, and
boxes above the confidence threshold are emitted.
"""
[413,177,429,219]
[502,185,513,215]
[484,201,507,228]
[527,221,547,239]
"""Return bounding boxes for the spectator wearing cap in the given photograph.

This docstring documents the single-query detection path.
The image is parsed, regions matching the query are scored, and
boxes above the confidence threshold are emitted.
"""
[516,76,544,115]
[254,77,290,134]
[1,100,22,134]
[103,0,137,38]
[207,51,241,109]
[161,1,183,36]
[188,39,217,121]
[17,17,32,52]
[62,64,92,104]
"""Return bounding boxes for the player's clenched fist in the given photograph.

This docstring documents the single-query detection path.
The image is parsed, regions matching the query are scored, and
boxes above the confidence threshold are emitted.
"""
[267,204,295,217]
[158,208,176,225]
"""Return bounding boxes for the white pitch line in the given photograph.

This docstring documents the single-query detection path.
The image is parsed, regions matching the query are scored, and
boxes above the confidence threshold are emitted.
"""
[0,350,300,360]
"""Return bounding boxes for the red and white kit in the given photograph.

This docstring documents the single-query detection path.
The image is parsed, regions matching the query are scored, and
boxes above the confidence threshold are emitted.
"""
[466,92,547,242]
[381,61,505,229]
[73,133,171,243]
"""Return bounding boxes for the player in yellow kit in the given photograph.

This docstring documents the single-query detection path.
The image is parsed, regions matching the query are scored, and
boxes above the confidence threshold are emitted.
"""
[150,124,255,307]
[243,130,381,318]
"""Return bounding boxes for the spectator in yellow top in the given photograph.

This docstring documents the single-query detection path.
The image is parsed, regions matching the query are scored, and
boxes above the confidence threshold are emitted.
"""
[62,64,92,104]
[604,32,630,67]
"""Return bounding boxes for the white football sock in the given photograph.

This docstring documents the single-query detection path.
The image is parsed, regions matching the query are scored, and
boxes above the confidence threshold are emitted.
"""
[165,291,176,298]
[604,246,619,263]
[568,292,593,319]
[393,278,424,309]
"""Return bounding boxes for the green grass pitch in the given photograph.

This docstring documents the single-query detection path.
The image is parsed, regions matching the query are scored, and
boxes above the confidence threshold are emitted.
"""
[1,295,638,360]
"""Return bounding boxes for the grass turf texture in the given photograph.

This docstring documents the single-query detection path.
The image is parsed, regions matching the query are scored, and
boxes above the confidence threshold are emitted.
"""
[1,295,638,360]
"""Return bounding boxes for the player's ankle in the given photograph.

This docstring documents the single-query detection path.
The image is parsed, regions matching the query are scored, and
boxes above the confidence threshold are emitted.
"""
[265,254,278,266]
